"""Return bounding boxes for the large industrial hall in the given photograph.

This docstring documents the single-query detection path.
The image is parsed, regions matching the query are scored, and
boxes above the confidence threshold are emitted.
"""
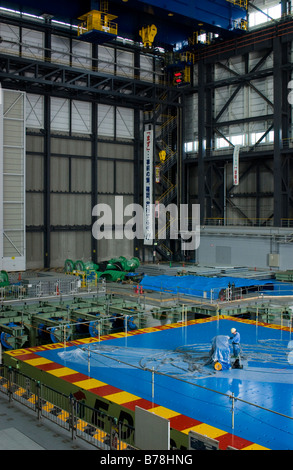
[0,0,293,452]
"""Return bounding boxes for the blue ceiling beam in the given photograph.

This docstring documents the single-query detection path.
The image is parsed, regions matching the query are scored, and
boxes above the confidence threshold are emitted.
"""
[138,0,246,31]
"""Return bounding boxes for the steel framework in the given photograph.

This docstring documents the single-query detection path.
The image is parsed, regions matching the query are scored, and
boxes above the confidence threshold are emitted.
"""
[0,13,183,266]
[185,16,293,228]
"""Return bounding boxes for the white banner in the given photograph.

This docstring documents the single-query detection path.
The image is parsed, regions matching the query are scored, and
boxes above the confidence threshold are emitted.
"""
[143,129,153,245]
[233,145,240,186]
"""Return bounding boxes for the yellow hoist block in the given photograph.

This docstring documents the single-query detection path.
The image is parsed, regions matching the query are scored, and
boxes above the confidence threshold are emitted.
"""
[139,25,157,48]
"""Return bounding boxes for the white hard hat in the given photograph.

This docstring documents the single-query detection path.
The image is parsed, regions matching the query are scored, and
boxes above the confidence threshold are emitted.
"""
[231,328,236,334]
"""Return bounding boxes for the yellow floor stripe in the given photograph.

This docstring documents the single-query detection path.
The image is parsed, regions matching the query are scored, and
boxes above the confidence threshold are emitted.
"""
[104,391,140,405]
[73,378,107,389]
[148,406,181,419]
[182,423,227,439]
[242,443,270,450]
[49,367,77,377]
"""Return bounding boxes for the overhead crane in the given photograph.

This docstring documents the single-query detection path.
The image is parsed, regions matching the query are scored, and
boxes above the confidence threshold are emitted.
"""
[74,0,247,47]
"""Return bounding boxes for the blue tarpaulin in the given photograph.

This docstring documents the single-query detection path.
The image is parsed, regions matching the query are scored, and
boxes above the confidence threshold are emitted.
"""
[140,274,274,299]
[209,335,231,370]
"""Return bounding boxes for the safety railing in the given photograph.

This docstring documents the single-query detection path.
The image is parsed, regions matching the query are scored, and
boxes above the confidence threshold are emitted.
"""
[0,277,106,302]
[0,365,136,450]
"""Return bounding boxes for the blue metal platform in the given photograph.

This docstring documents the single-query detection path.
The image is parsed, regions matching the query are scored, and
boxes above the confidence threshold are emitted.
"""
[33,316,293,450]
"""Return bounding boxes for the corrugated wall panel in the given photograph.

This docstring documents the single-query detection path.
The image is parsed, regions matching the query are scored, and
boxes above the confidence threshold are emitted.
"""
[98,45,115,74]
[50,194,92,226]
[50,231,92,268]
[116,161,134,194]
[0,22,19,55]
[98,237,133,261]
[26,193,43,226]
[26,232,43,269]
[71,159,91,193]
[51,97,69,132]
[98,142,134,160]
[26,154,44,191]
[0,89,26,271]
[98,160,114,193]
[26,135,44,153]
[51,138,91,156]
[140,54,154,82]
[185,93,198,142]
[116,107,134,139]
[50,157,69,192]
[116,49,134,78]
[72,100,92,134]
[72,39,92,70]
[26,94,44,129]
[22,28,44,60]
[98,104,114,137]
[51,35,70,66]
[94,194,134,261]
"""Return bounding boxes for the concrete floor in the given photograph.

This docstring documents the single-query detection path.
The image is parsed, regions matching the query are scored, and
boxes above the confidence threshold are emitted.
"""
[0,392,96,450]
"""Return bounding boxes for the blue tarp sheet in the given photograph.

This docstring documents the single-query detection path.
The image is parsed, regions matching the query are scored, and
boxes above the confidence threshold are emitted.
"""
[140,274,274,299]
[209,335,231,370]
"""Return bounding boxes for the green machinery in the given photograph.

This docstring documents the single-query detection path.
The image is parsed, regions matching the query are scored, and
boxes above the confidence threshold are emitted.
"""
[64,256,141,283]
[0,271,9,288]
[0,295,186,351]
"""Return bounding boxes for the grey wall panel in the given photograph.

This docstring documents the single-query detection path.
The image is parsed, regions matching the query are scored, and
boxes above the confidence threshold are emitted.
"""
[116,107,134,139]
[71,100,92,135]
[116,161,134,194]
[197,227,293,270]
[72,39,92,70]
[26,135,44,153]
[4,118,24,145]
[51,97,69,132]
[50,231,92,267]
[98,237,133,262]
[116,49,134,78]
[1,89,26,271]
[51,138,91,156]
[26,94,44,129]
[51,35,70,66]
[51,194,92,226]
[0,22,19,55]
[98,160,114,193]
[4,147,24,174]
[22,28,44,61]
[71,158,91,193]
[50,156,69,192]
[26,232,44,269]
[98,142,134,160]
[198,232,270,268]
[26,154,44,191]
[26,193,43,226]
[98,104,114,137]
[279,244,293,271]
[98,45,115,74]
